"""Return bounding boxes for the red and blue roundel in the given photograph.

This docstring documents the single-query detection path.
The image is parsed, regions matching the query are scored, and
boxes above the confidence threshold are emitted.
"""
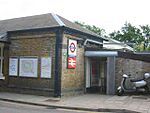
[68,39,77,57]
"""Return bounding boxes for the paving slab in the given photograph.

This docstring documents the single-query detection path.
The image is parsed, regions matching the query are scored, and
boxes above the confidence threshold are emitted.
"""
[0,92,149,113]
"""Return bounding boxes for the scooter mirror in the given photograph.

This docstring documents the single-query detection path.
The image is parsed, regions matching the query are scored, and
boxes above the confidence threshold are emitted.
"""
[144,73,150,79]
[123,74,128,78]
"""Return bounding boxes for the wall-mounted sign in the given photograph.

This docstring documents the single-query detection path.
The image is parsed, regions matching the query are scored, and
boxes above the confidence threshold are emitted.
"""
[19,57,38,77]
[41,57,51,78]
[67,57,76,69]
[68,39,77,57]
[9,58,18,76]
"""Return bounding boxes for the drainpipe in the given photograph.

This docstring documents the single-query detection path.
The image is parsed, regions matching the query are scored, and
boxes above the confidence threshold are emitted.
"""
[54,29,63,97]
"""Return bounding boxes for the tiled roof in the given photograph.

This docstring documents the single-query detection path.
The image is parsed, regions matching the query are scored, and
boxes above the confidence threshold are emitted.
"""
[58,15,101,37]
[0,14,59,34]
[0,13,103,42]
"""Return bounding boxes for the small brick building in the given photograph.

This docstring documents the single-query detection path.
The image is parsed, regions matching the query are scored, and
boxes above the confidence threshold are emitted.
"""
[0,13,105,97]
[0,13,150,97]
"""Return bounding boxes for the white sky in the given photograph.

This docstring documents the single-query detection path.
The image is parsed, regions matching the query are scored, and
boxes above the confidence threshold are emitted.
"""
[0,0,150,34]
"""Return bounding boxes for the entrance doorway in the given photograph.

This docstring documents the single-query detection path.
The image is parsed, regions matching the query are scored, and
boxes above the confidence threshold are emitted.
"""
[85,58,106,94]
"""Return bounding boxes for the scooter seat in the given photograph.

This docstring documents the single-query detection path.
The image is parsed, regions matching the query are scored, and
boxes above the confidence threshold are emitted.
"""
[130,78,144,82]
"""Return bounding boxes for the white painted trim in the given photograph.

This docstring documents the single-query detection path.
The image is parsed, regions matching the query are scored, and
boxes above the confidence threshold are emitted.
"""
[84,39,103,46]
[0,46,3,77]
[85,51,118,57]
[0,43,4,77]
[52,13,65,26]
[0,76,5,80]
[85,57,91,88]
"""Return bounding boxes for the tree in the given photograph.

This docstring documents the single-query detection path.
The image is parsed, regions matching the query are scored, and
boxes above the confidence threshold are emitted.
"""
[140,25,150,51]
[74,21,106,37]
[110,23,143,44]
[109,22,150,51]
[75,21,150,51]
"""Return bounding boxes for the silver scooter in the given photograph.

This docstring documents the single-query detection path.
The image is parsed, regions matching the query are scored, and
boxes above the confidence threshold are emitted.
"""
[117,73,150,96]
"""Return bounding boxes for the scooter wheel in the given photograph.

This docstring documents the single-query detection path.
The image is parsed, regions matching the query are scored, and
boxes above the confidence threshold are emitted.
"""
[117,89,124,96]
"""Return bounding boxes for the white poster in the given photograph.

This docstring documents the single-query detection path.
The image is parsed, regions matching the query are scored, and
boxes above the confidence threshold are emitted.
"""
[19,58,38,77]
[41,57,51,78]
[9,58,18,76]
[68,39,77,57]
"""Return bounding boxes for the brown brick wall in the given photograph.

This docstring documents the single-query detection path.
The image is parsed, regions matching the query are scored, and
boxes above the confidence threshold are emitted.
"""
[3,31,56,96]
[115,58,150,89]
[61,34,85,96]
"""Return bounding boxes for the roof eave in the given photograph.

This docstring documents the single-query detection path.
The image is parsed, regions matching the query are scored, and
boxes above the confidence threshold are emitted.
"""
[63,26,107,42]
[7,26,107,42]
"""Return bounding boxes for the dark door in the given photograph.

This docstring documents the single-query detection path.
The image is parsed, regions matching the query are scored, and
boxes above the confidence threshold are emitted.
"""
[91,60,99,87]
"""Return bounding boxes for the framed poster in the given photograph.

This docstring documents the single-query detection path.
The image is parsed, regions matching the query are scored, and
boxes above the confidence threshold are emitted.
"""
[19,57,38,77]
[68,39,77,57]
[9,58,18,76]
[41,57,51,78]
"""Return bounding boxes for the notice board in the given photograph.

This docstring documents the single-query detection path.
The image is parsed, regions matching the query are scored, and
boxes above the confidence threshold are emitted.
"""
[41,57,51,78]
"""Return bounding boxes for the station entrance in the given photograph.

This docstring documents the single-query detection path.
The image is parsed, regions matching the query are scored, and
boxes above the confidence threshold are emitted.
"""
[85,57,107,94]
[85,51,117,95]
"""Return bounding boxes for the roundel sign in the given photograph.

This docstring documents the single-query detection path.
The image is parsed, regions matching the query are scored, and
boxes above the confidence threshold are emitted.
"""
[68,39,77,56]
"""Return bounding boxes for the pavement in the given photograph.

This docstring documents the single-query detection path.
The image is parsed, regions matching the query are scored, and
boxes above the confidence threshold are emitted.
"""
[0,92,150,113]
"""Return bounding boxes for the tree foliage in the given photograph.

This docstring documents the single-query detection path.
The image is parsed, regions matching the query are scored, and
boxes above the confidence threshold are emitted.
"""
[74,21,106,37]
[109,23,150,51]
[75,21,150,51]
